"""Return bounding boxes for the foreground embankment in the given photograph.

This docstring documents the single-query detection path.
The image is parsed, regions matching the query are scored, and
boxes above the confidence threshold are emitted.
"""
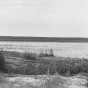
[0,74,87,88]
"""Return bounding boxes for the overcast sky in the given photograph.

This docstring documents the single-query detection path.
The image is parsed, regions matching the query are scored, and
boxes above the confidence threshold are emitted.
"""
[0,0,88,37]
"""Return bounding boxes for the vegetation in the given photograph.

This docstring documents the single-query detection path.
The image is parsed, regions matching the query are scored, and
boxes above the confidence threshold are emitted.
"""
[0,51,7,73]
[0,50,88,77]
[39,49,54,57]
[24,52,37,60]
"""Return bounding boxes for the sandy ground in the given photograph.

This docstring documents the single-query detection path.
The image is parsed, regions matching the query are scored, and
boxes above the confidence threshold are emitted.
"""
[0,75,87,88]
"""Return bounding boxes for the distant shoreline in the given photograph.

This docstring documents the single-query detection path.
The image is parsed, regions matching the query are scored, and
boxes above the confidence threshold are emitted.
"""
[0,36,88,42]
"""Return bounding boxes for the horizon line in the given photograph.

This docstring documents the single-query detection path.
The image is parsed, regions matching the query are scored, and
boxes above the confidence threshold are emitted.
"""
[0,36,88,42]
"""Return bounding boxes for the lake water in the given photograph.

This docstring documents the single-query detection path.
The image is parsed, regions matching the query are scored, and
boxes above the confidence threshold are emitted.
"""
[0,42,88,58]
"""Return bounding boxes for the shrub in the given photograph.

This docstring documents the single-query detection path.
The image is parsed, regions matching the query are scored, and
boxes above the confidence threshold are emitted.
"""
[24,53,36,60]
[80,59,88,73]
[49,63,57,75]
[39,49,54,57]
[37,63,49,75]
[0,51,7,73]
[70,65,81,76]
[56,61,69,76]
[25,62,36,75]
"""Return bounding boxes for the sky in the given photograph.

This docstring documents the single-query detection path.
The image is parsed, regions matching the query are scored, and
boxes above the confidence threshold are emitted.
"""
[0,0,88,37]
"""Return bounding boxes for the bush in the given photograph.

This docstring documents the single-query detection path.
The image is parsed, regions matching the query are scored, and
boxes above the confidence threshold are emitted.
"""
[0,51,7,73]
[24,53,36,60]
[24,62,49,75]
[56,61,69,76]
[56,60,81,76]
[39,49,54,57]
[37,63,49,75]
[24,62,36,75]
[49,63,57,75]
[80,59,88,73]
[70,65,81,76]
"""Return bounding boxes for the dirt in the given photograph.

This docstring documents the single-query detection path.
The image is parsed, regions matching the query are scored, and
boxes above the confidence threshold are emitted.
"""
[0,75,87,88]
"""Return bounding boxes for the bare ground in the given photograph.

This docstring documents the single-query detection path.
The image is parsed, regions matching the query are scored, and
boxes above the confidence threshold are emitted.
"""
[0,74,87,88]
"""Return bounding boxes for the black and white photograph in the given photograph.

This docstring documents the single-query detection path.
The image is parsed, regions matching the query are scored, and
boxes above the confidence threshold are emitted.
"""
[0,0,88,88]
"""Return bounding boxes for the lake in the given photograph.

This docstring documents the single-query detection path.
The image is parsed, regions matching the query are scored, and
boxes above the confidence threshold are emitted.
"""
[0,41,88,58]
